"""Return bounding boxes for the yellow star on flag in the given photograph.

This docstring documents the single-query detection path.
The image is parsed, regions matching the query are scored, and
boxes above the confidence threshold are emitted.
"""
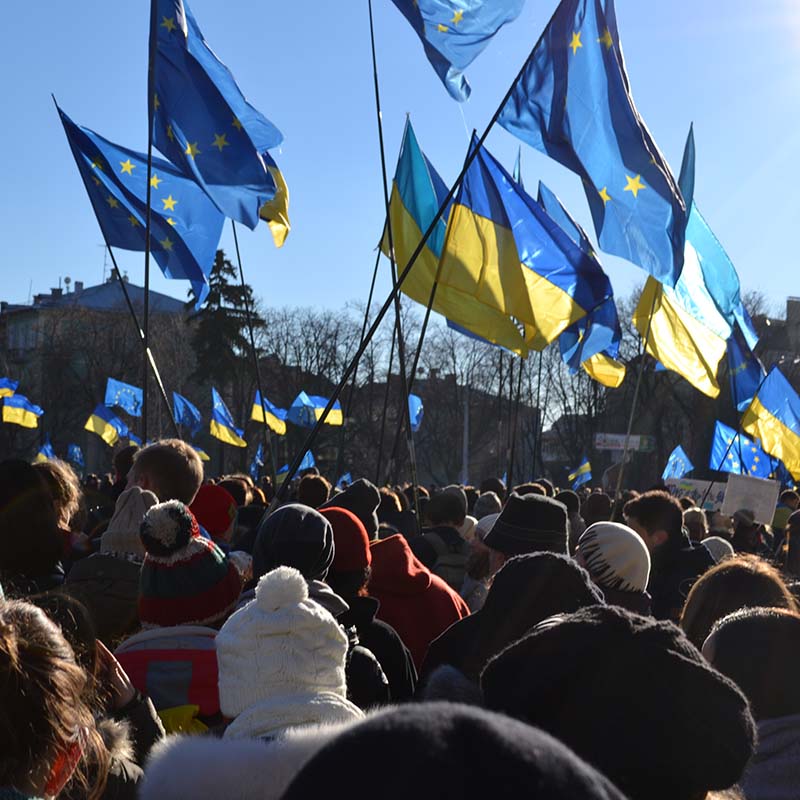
[91,157,103,170]
[451,9,464,24]
[211,133,230,152]
[153,94,160,111]
[598,187,611,205]
[161,16,176,33]
[150,173,162,190]
[119,159,135,175]
[166,125,175,142]
[232,116,243,131]
[623,174,646,198]
[160,236,174,251]
[167,217,176,226]
[569,32,582,54]
[597,28,613,49]
[106,195,119,209]
[185,141,200,159]
[161,194,178,212]
[437,23,448,32]
[92,176,101,186]
[128,215,140,227]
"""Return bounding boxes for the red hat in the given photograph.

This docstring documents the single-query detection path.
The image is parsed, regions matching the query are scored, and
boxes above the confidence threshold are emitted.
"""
[320,507,371,572]
[190,484,237,539]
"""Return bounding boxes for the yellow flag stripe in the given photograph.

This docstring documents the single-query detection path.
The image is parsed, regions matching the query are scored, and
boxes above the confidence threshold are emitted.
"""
[210,419,247,447]
[742,396,800,479]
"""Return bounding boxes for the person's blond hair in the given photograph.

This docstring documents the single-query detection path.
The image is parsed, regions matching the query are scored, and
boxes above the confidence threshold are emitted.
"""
[33,458,82,529]
[130,439,204,504]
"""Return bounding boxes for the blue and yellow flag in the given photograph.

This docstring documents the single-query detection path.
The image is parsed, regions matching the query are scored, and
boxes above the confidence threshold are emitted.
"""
[537,182,625,388]
[277,450,315,479]
[67,444,85,469]
[34,435,56,464]
[58,106,222,307]
[408,394,424,433]
[499,0,687,286]
[568,457,592,489]
[385,120,528,355]
[286,392,343,428]
[210,388,246,447]
[727,323,765,413]
[251,390,287,436]
[662,445,693,480]
[192,444,211,462]
[3,395,43,429]
[85,405,129,447]
[388,0,525,101]
[710,420,773,479]
[249,443,264,482]
[0,378,18,398]
[742,368,800,479]
[258,152,291,247]
[105,378,144,417]
[152,0,283,229]
[438,136,610,350]
[173,392,202,437]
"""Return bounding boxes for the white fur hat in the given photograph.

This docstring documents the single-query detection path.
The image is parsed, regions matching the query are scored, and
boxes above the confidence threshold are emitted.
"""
[216,566,349,720]
[577,522,651,593]
[101,485,159,557]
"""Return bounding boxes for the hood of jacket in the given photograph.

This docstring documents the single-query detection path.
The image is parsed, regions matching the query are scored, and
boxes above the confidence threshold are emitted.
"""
[369,534,432,595]
[741,714,800,800]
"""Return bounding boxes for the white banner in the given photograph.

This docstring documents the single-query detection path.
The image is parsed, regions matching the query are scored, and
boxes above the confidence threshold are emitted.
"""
[665,478,726,510]
[721,474,781,525]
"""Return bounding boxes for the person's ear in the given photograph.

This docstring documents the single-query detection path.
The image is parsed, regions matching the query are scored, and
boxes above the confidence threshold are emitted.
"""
[652,529,669,548]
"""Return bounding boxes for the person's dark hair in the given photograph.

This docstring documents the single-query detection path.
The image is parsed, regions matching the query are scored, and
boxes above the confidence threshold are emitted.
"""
[678,496,695,511]
[326,566,372,600]
[33,459,83,530]
[680,553,799,648]
[479,477,506,502]
[780,489,799,506]
[378,488,402,517]
[534,478,554,497]
[706,606,800,721]
[623,490,684,545]
[130,439,203,504]
[0,459,63,581]
[0,599,109,799]
[29,592,98,675]
[582,492,612,526]
[555,490,580,515]
[426,492,466,526]
[297,474,331,509]
[464,486,478,514]
[219,477,251,507]
[513,483,546,497]
[112,445,139,483]
[394,487,410,512]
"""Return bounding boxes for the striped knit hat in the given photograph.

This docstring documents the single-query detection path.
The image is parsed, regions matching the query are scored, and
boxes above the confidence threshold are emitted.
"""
[138,500,243,629]
[576,522,650,593]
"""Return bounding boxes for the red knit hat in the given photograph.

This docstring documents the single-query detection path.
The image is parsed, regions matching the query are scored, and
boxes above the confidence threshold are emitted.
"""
[190,484,237,539]
[320,507,371,572]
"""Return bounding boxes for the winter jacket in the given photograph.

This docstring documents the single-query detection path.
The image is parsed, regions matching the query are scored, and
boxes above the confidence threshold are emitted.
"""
[409,525,470,590]
[338,595,417,702]
[740,714,800,800]
[649,533,714,622]
[369,534,470,669]
[599,585,652,616]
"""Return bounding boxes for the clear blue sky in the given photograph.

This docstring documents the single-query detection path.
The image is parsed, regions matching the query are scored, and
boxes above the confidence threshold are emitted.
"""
[2,0,799,317]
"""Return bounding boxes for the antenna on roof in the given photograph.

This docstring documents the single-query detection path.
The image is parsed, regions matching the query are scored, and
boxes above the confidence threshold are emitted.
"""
[64,277,71,293]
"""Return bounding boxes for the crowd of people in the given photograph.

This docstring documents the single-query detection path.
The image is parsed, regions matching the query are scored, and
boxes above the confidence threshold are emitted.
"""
[1,438,799,799]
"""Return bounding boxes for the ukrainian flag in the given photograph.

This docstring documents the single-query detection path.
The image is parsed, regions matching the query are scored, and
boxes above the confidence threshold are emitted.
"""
[287,392,343,428]
[385,120,529,356]
[0,377,18,398]
[309,395,343,427]
[259,153,291,248]
[251,390,287,436]
[210,388,247,448]
[84,404,129,446]
[192,445,211,462]
[438,136,610,350]
[568,457,592,489]
[742,367,800,479]
[34,436,56,464]
[3,394,43,429]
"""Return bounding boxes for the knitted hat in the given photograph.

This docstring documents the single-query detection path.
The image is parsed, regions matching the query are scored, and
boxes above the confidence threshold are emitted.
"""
[252,503,334,581]
[101,485,159,557]
[475,512,500,542]
[321,478,380,539]
[138,501,242,628]
[443,485,468,518]
[703,536,735,564]
[216,566,350,719]
[189,484,237,539]
[473,491,502,520]
[283,703,628,800]
[320,507,371,572]
[576,522,651,593]
[484,493,568,556]
[482,606,756,800]
[457,515,477,542]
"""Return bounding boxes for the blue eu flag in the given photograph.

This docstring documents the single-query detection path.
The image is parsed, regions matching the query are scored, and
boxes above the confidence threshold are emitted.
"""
[727,323,765,412]
[662,445,693,480]
[152,0,283,229]
[58,106,223,307]
[173,391,202,437]
[499,0,687,286]
[389,0,526,101]
[67,444,85,469]
[709,420,772,479]
[249,443,264,482]
[408,394,424,433]
[105,378,144,417]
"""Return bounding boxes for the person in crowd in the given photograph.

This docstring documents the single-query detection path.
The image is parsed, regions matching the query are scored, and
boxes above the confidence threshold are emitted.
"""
[0,598,109,800]
[732,508,771,556]
[297,474,331,508]
[460,513,498,613]
[128,440,204,506]
[533,477,555,497]
[511,482,546,496]
[772,489,800,548]
[472,490,501,520]
[321,478,381,541]
[464,485,478,514]
[189,483,237,545]
[679,552,799,648]
[623,490,713,621]
[678,496,695,511]
[482,493,569,579]
[115,501,243,733]
[555,489,586,553]
[250,503,389,709]
[368,533,469,669]
[575,521,652,615]
[702,535,735,564]
[218,476,251,508]
[0,459,64,596]
[581,491,612,526]
[421,553,603,687]
[33,459,83,535]
[781,509,800,576]
[109,445,139,503]
[683,506,708,543]
[140,566,364,800]
[703,606,800,800]
[320,506,417,701]
[479,476,506,502]
[482,605,756,800]
[409,491,470,590]
[375,487,406,536]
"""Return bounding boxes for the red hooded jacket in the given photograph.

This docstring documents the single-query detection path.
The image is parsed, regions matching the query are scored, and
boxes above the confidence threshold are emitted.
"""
[369,534,469,669]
